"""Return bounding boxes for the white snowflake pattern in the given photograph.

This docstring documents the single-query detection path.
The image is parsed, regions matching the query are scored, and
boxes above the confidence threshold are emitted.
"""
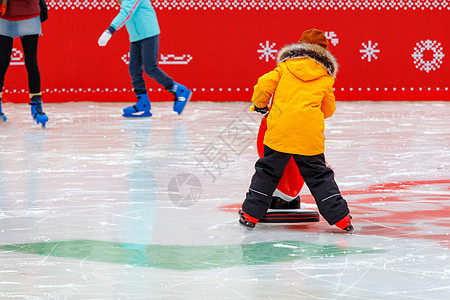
[46,0,450,10]
[412,40,445,73]
[10,48,24,66]
[257,41,278,62]
[121,53,130,65]
[360,41,380,62]
[325,31,339,46]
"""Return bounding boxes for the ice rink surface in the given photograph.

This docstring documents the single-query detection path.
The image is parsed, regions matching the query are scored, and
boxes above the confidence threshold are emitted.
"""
[0,101,449,299]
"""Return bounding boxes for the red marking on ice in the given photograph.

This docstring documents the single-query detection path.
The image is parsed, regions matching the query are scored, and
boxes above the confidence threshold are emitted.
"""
[222,180,450,248]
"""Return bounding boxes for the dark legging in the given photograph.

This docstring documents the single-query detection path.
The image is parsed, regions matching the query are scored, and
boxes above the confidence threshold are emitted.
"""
[0,34,41,94]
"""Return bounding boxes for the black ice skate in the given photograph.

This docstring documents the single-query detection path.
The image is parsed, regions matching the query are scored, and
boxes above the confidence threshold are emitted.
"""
[335,215,354,234]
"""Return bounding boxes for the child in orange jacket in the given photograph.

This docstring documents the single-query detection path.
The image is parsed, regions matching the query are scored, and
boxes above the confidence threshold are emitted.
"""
[239,29,353,233]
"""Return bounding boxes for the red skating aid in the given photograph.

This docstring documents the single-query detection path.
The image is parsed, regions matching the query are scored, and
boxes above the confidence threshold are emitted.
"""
[260,209,320,223]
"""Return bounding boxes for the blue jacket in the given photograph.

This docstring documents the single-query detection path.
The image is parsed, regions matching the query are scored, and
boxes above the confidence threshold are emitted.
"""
[110,0,160,42]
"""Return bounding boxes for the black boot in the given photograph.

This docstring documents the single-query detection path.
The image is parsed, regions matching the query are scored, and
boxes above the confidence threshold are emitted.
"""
[270,196,300,209]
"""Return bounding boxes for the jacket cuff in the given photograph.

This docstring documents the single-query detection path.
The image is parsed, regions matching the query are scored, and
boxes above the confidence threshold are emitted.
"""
[107,26,116,35]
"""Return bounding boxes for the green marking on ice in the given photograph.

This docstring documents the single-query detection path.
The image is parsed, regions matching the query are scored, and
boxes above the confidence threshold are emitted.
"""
[0,240,381,271]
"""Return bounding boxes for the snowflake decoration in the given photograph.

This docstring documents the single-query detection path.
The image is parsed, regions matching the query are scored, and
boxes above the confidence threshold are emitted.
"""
[360,41,380,62]
[121,53,130,65]
[325,31,339,46]
[45,0,450,10]
[258,41,278,62]
[412,40,445,73]
[10,48,24,65]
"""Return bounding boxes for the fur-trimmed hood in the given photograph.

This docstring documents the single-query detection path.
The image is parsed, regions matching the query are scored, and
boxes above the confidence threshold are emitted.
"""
[277,43,338,79]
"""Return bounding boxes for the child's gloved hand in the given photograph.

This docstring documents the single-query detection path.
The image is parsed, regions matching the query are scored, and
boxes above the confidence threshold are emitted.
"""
[250,105,269,114]
[98,30,112,47]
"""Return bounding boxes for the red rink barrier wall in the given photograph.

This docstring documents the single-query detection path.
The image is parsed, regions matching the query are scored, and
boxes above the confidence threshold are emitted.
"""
[3,0,449,103]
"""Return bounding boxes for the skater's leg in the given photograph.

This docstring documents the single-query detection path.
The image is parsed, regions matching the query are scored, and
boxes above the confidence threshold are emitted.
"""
[241,146,291,221]
[140,35,192,115]
[140,35,173,89]
[21,35,40,94]
[0,35,13,122]
[0,93,6,122]
[21,35,47,127]
[257,115,303,209]
[0,35,14,94]
[293,154,350,225]
[129,41,146,95]
[123,41,152,117]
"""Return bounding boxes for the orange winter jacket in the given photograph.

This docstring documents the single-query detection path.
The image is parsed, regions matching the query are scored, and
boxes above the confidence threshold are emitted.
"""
[252,43,338,156]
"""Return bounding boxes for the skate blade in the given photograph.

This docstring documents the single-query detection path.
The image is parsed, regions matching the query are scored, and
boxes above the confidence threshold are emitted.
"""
[35,121,46,128]
[345,224,355,234]
[123,111,152,118]
[238,222,255,231]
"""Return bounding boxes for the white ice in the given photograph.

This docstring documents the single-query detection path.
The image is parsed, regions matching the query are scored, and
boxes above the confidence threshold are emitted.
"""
[0,101,449,299]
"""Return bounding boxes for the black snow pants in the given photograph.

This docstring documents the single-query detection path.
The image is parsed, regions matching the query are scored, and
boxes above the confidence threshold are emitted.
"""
[242,146,350,225]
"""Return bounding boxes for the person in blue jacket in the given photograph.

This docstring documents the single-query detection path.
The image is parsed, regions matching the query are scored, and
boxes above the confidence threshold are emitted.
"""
[98,0,192,117]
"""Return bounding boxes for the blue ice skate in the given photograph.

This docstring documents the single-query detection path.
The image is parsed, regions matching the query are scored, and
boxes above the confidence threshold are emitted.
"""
[0,100,6,122]
[30,96,48,127]
[123,93,152,118]
[171,82,192,115]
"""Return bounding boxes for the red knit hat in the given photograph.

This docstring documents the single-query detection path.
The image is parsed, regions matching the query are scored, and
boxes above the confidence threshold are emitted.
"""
[299,28,329,50]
